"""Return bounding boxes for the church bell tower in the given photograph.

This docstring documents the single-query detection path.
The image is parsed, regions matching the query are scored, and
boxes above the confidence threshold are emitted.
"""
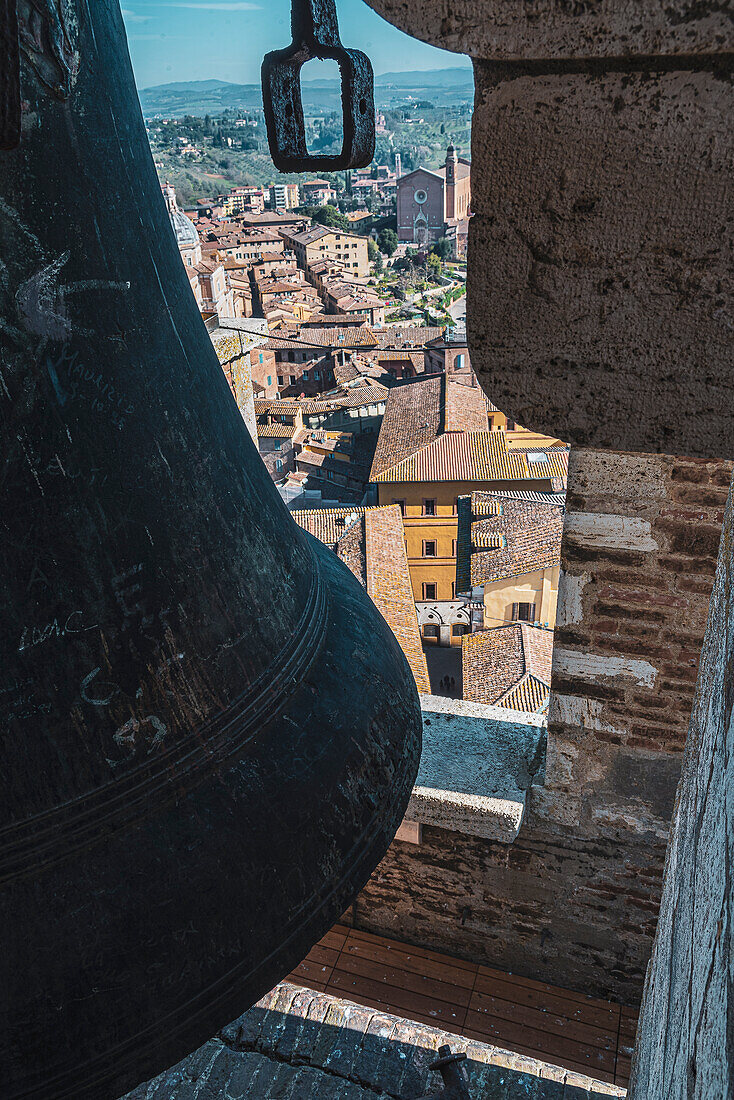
[445,143,458,220]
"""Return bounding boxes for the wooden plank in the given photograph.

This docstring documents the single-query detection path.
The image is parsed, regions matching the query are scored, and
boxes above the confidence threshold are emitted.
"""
[478,963,617,1012]
[462,1031,616,1086]
[468,989,617,1051]
[335,950,473,1009]
[301,944,340,969]
[319,928,349,952]
[464,1009,616,1075]
[328,968,467,1029]
[473,972,619,1032]
[619,1013,639,1038]
[289,958,333,985]
[615,1055,632,1086]
[342,933,477,989]
[346,926,477,973]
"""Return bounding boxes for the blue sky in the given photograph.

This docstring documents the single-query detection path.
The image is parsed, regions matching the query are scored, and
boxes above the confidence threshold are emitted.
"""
[121,0,469,88]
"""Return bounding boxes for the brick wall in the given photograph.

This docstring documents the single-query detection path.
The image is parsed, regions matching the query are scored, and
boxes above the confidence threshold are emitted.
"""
[353,447,731,1005]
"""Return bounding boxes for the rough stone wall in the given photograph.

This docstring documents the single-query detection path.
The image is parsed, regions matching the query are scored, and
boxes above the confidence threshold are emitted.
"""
[545,448,731,838]
[629,483,734,1099]
[354,448,728,1004]
[355,820,667,1005]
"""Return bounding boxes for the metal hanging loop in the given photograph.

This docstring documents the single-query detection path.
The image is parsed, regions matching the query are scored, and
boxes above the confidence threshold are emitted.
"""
[261,0,375,172]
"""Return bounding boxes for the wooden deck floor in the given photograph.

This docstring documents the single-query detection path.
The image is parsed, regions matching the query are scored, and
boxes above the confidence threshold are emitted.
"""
[286,925,638,1090]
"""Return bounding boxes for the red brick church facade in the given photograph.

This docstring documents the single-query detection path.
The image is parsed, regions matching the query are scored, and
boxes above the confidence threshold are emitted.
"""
[396,144,471,258]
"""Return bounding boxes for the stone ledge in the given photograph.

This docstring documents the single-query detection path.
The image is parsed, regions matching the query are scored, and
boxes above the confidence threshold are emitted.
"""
[402,695,546,842]
[125,981,627,1099]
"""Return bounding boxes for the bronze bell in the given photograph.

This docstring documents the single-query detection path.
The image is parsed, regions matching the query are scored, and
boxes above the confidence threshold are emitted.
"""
[0,3,421,1097]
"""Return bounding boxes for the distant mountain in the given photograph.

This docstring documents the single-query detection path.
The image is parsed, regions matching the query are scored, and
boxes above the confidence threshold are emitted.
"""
[375,67,473,87]
[138,68,473,118]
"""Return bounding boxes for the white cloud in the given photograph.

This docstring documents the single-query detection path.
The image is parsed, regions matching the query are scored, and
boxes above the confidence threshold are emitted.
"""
[121,8,151,21]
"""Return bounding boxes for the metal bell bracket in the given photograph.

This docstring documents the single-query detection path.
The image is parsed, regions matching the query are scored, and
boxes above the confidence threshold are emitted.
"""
[1,0,21,150]
[261,0,375,173]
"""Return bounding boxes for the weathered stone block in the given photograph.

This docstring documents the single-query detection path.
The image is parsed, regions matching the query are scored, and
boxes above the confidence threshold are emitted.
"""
[469,67,733,458]
[363,0,732,60]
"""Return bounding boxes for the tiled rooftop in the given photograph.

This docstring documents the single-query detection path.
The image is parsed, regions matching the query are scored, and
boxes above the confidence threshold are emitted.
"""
[458,494,565,588]
[462,624,554,713]
[292,505,429,692]
[365,507,431,694]
[373,325,444,349]
[292,506,377,550]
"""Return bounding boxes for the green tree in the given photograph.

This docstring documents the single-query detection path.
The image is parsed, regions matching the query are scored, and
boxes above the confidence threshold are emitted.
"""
[427,252,442,278]
[378,228,398,257]
[312,205,350,232]
[431,237,452,261]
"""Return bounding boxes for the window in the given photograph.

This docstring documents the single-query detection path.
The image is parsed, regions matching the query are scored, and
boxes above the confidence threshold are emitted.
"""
[527,452,549,465]
[259,353,264,364]
[451,581,456,598]
[422,624,439,639]
[288,351,295,362]
[314,370,320,380]
[452,540,457,557]
[303,371,309,380]
[267,375,272,386]
[423,540,437,557]
[453,497,459,514]
[392,499,406,515]
[513,602,537,622]
[422,582,437,600]
[452,623,469,637]
[277,375,284,386]
[289,375,296,384]
[275,459,283,472]
[423,499,436,516]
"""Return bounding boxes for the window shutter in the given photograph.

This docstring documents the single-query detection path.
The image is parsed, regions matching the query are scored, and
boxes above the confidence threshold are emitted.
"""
[512,603,519,620]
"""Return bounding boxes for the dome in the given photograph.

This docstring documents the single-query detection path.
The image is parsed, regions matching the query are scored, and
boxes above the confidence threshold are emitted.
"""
[162,181,199,250]
[171,208,199,250]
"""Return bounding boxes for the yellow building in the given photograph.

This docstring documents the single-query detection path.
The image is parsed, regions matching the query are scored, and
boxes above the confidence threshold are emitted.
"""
[455,491,565,631]
[280,224,370,278]
[369,375,568,606]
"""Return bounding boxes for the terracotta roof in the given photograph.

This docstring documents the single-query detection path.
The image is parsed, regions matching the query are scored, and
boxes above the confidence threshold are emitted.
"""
[262,327,378,350]
[372,430,519,484]
[282,225,362,246]
[256,420,299,438]
[365,506,431,694]
[291,505,429,692]
[291,506,377,549]
[445,378,489,433]
[332,382,389,408]
[255,398,337,415]
[370,376,444,479]
[462,624,553,712]
[373,406,570,484]
[461,494,564,588]
[373,326,443,349]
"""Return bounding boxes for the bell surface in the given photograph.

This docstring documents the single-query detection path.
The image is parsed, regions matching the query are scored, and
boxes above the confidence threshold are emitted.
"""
[0,2,421,1097]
